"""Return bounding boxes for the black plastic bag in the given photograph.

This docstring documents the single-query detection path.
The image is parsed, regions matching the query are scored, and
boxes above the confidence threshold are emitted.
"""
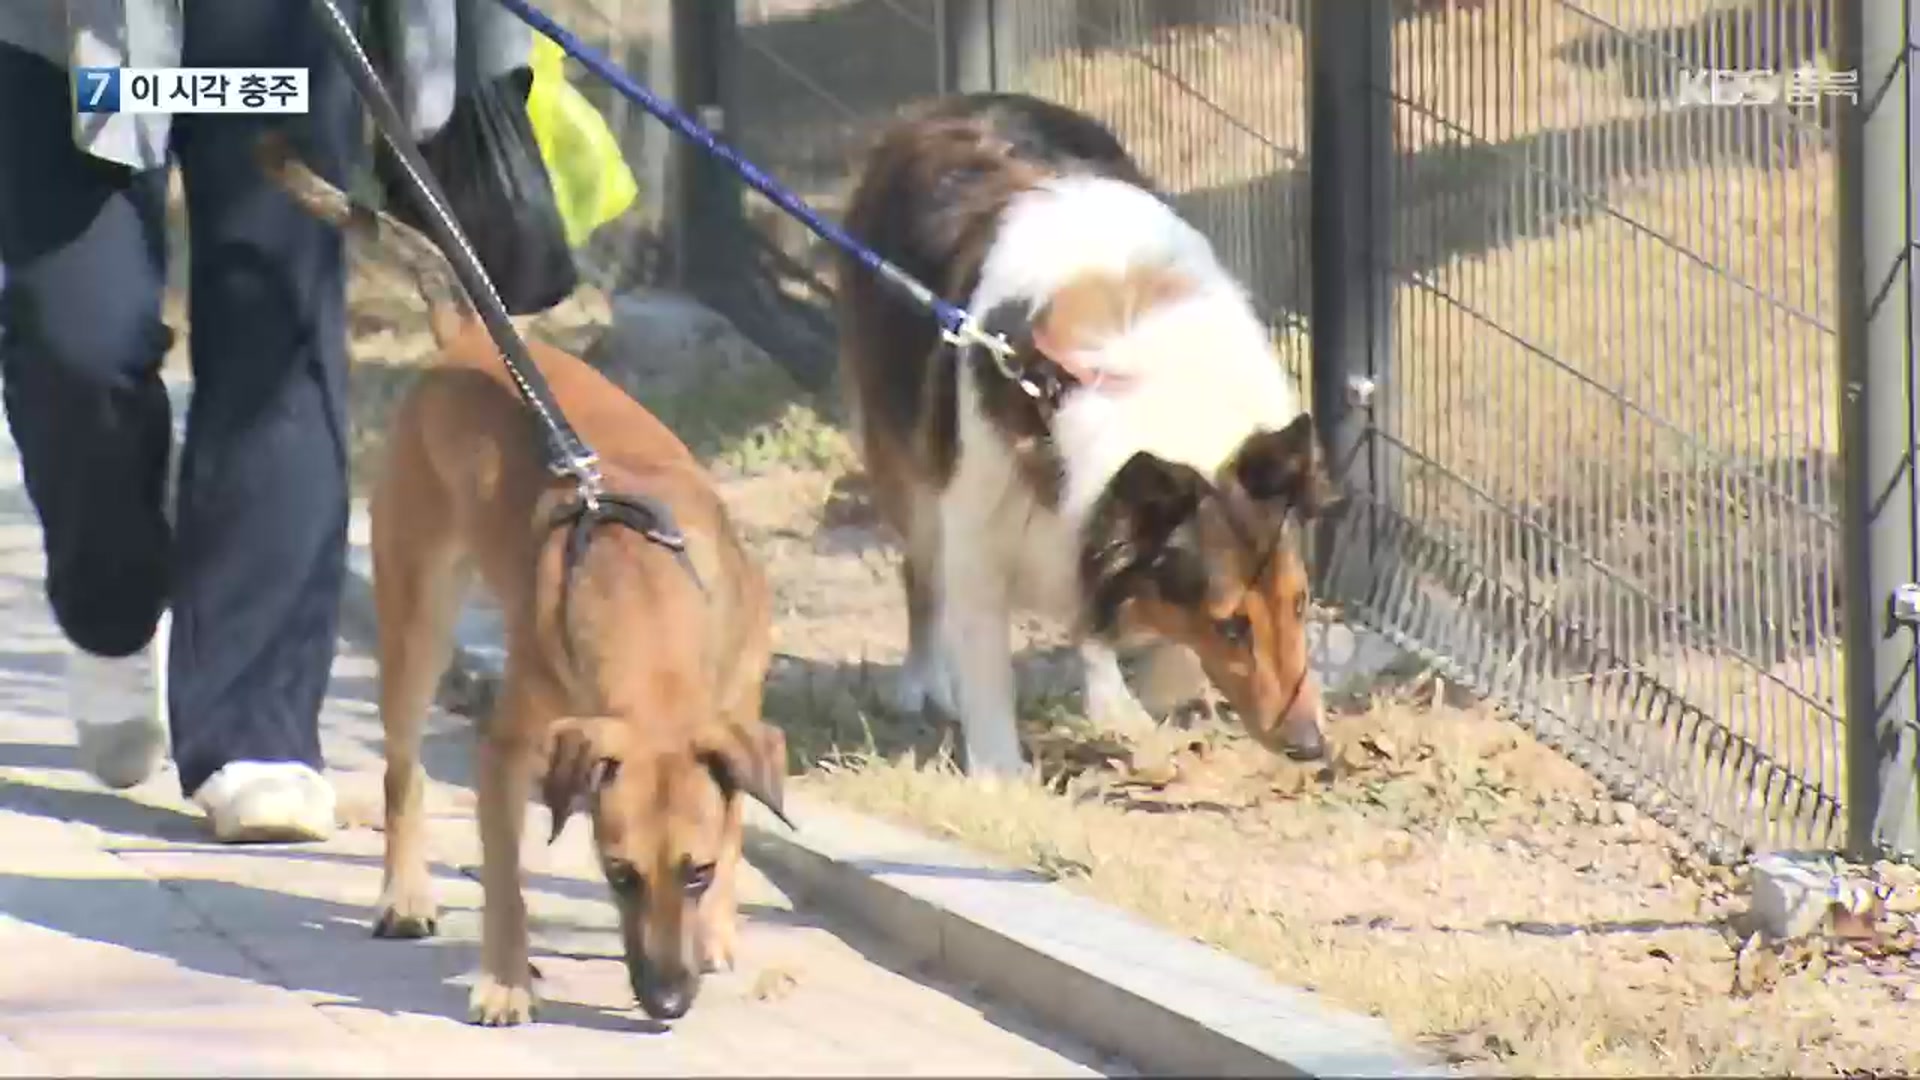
[374,65,578,316]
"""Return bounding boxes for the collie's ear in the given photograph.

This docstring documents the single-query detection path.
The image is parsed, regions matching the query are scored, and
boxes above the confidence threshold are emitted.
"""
[543,716,626,844]
[1227,414,1340,519]
[1081,451,1213,631]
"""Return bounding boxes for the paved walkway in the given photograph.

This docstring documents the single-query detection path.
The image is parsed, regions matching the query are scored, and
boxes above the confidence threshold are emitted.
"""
[0,409,1115,1075]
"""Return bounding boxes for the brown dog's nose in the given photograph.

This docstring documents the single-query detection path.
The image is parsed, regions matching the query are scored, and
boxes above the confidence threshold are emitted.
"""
[636,972,697,1021]
[1282,724,1326,761]
[1276,679,1327,761]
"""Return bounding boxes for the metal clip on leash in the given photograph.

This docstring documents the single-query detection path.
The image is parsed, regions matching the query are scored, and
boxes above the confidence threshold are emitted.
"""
[877,261,1042,401]
[489,0,1040,402]
[964,322,1043,399]
[308,0,605,507]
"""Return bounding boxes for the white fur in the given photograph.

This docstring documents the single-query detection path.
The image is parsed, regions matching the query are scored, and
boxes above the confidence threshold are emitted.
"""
[970,175,1305,521]
[930,174,1307,775]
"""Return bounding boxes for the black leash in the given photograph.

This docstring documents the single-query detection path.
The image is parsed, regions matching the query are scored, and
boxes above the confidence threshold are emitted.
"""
[307,0,603,502]
[308,0,711,634]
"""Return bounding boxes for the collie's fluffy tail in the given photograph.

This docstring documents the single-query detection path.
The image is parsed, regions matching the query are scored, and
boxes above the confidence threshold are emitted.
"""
[253,131,471,346]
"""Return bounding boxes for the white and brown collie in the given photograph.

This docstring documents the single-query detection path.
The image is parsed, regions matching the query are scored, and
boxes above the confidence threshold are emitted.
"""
[836,92,1338,776]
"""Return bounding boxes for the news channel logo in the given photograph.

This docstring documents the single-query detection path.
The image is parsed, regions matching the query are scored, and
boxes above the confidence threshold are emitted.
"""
[1669,66,1859,108]
[75,67,310,115]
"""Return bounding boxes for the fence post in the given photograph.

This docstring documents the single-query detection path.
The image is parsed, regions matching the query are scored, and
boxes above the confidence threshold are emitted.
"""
[938,0,996,94]
[667,0,743,301]
[1307,0,1397,598]
[1837,0,1920,861]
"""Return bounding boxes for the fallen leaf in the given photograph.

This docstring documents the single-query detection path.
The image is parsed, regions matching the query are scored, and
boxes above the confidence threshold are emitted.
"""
[1033,845,1093,881]
[1360,732,1398,761]
[1125,756,1180,789]
[1270,767,1310,797]
[751,967,799,1001]
[1803,950,1830,980]
[1831,902,1884,942]
[1732,933,1780,997]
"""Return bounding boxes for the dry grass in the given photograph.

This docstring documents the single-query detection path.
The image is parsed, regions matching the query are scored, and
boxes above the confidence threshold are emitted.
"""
[779,682,1920,1077]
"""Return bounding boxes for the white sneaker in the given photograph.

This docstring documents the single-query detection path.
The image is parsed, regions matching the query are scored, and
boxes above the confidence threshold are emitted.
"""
[192,760,337,844]
[69,609,172,790]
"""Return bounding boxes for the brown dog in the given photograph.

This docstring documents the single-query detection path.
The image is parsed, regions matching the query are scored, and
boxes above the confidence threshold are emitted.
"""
[257,137,788,1026]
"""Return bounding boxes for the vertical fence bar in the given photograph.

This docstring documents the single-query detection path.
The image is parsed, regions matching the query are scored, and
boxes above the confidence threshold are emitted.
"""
[938,0,996,95]
[631,0,677,276]
[1838,0,1920,861]
[1308,0,1396,599]
[667,0,742,300]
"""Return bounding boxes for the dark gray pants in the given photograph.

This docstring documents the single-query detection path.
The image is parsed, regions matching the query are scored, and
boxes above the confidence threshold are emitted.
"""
[0,1,360,796]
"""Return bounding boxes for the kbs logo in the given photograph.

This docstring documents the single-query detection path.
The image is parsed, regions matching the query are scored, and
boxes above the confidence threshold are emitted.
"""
[1671,67,1860,108]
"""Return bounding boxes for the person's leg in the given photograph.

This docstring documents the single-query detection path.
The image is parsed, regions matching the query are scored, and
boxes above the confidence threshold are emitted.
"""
[0,43,176,789]
[169,0,360,839]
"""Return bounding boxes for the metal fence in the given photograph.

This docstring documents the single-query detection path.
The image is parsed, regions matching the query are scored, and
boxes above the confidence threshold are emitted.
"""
[562,0,1917,861]
[1327,0,1853,858]
[1311,0,1917,862]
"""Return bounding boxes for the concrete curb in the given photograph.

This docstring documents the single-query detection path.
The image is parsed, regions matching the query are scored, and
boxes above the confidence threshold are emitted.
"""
[335,510,1444,1079]
[741,798,1446,1079]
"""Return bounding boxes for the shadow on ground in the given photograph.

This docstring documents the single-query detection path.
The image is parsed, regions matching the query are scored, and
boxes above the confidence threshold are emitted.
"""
[0,865,646,1033]
[0,810,1110,1063]
[0,777,206,843]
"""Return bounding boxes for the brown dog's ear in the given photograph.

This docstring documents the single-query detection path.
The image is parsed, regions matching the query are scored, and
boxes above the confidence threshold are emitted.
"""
[1227,414,1340,519]
[699,722,793,831]
[1080,451,1214,634]
[543,716,626,844]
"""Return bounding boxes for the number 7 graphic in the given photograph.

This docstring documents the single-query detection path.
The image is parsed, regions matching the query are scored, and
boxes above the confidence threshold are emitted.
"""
[74,67,120,114]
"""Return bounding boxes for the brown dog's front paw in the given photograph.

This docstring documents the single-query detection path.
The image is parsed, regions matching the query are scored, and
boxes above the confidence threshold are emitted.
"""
[467,974,537,1026]
[701,912,739,973]
[372,895,439,939]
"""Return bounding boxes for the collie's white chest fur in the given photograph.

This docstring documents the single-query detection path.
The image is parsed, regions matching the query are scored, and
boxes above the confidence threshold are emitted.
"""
[944,361,1085,622]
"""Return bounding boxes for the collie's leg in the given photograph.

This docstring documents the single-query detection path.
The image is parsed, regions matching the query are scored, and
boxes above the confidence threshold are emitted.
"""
[892,498,958,717]
[1080,640,1158,738]
[937,518,1024,777]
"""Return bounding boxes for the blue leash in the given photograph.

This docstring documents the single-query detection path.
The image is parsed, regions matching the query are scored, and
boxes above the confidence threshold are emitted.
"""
[492,0,1040,399]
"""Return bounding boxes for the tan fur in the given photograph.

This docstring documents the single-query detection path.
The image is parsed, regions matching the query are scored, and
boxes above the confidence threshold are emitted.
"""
[1031,267,1199,385]
[257,136,784,1025]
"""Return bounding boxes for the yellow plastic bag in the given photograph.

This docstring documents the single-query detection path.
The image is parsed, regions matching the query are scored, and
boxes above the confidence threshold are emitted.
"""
[524,35,641,249]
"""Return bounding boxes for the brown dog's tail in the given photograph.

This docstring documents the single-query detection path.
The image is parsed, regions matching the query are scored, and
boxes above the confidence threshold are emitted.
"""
[253,131,471,347]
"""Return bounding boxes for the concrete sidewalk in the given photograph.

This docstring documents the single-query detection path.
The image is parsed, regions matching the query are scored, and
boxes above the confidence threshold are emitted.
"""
[0,413,1120,1075]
